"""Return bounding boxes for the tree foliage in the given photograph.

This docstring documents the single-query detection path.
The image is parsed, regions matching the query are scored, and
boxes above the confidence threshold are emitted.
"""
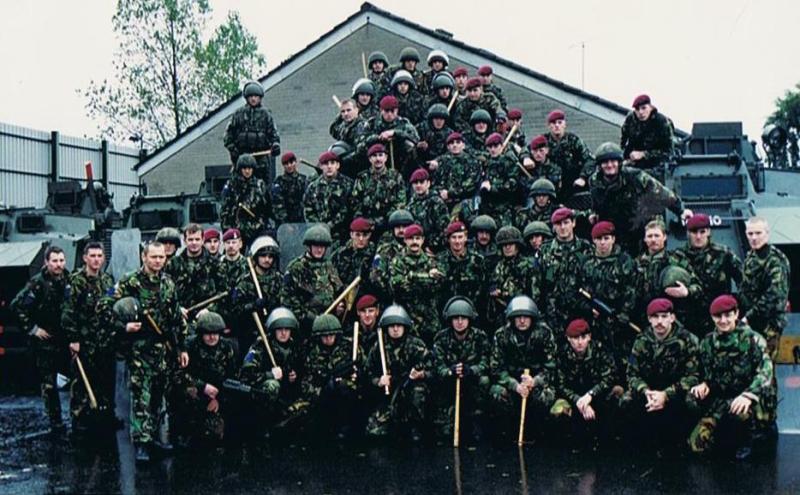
[766,83,800,167]
[83,0,266,149]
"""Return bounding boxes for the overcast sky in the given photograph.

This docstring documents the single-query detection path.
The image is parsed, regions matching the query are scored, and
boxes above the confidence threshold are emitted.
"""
[1,0,798,148]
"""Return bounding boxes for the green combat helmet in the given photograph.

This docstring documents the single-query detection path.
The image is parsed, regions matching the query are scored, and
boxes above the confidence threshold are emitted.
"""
[196,311,226,334]
[113,297,140,323]
[391,70,416,89]
[250,235,280,257]
[594,142,624,164]
[237,154,257,170]
[399,47,421,63]
[388,209,415,228]
[368,51,389,68]
[470,215,497,233]
[523,221,553,240]
[266,307,299,332]
[426,49,449,67]
[312,314,343,336]
[495,226,523,246]
[242,81,264,98]
[303,224,333,246]
[505,295,539,319]
[328,141,353,162]
[659,265,693,291]
[352,78,376,97]
[427,104,449,121]
[378,304,413,328]
[155,227,181,246]
[469,109,492,126]
[431,72,455,90]
[529,178,557,198]
[443,296,478,320]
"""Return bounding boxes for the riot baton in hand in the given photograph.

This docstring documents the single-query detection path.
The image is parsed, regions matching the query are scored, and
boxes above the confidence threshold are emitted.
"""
[517,368,530,446]
[454,375,462,448]
[246,257,277,368]
[75,355,98,410]
[377,328,390,396]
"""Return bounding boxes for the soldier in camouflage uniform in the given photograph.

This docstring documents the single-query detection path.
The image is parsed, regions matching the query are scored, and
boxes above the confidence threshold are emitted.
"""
[676,214,744,336]
[230,236,283,351]
[540,208,592,331]
[203,229,221,258]
[625,298,700,451]
[61,242,116,430]
[350,143,407,232]
[215,229,247,326]
[477,65,508,111]
[688,295,776,460]
[329,99,370,177]
[239,308,304,436]
[476,132,520,226]
[302,151,354,244]
[489,296,557,437]
[453,78,503,132]
[300,314,361,439]
[462,109,494,153]
[223,80,280,183]
[220,154,273,248]
[470,215,501,276]
[575,221,637,366]
[367,51,391,98]
[155,227,182,260]
[515,178,559,231]
[421,50,451,96]
[386,47,425,93]
[11,245,70,430]
[505,108,527,154]
[436,221,487,316]
[432,297,491,440]
[407,168,450,253]
[423,73,457,124]
[352,78,379,122]
[165,223,217,312]
[490,226,541,328]
[589,142,692,255]
[176,312,236,444]
[354,294,382,353]
[282,225,345,337]
[522,221,552,260]
[272,152,309,225]
[550,319,618,448]
[361,96,421,181]
[738,217,791,360]
[389,224,444,344]
[111,242,189,462]
[621,95,675,180]
[365,305,431,440]
[389,70,426,126]
[430,132,481,213]
[331,217,377,292]
[543,110,594,202]
[370,209,415,301]
[416,103,455,165]
[519,135,562,199]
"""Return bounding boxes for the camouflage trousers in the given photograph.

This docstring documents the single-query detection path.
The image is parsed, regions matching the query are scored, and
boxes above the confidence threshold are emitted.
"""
[621,391,695,449]
[490,382,556,417]
[127,344,169,444]
[687,395,775,453]
[176,392,225,442]
[433,375,490,437]
[365,380,428,437]
[761,324,782,363]
[549,395,619,445]
[31,339,69,424]
[70,350,116,423]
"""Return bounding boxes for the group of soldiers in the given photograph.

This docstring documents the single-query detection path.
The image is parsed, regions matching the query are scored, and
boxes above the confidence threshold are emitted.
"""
[11,46,791,464]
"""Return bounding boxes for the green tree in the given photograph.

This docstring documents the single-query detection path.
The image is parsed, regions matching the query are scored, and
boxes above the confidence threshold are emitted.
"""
[766,83,800,167]
[83,0,266,149]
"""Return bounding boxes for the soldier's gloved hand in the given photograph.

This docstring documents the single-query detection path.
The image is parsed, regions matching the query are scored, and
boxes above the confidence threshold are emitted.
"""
[416,140,429,151]
[254,297,268,310]
[271,143,281,156]
[450,364,460,377]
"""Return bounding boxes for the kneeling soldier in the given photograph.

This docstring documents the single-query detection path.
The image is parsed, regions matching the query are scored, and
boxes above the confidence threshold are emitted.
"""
[365,304,431,441]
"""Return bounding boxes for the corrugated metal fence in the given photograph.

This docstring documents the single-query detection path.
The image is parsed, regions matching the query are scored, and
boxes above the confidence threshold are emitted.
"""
[0,122,140,209]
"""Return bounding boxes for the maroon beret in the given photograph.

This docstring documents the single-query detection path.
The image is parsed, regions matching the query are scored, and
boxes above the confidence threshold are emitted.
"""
[465,77,482,90]
[446,132,464,145]
[403,224,424,238]
[591,221,616,239]
[710,294,738,316]
[550,207,574,224]
[349,217,373,232]
[379,95,399,110]
[356,294,379,311]
[477,65,493,76]
[565,318,590,337]
[367,143,386,157]
[445,221,467,237]
[281,151,296,164]
[686,213,711,231]
[318,150,339,164]
[529,135,548,150]
[409,168,430,183]
[547,109,566,124]
[647,298,674,317]
[203,228,220,242]
[485,132,503,147]
[222,228,241,242]
[453,67,469,78]
[508,108,523,120]
[632,94,651,108]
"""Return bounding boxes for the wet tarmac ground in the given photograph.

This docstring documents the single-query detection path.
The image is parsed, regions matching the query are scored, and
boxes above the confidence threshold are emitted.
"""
[2,392,800,494]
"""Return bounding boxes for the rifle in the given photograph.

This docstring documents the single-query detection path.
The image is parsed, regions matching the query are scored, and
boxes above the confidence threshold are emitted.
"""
[222,378,271,400]
[578,288,641,333]
[238,203,257,219]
